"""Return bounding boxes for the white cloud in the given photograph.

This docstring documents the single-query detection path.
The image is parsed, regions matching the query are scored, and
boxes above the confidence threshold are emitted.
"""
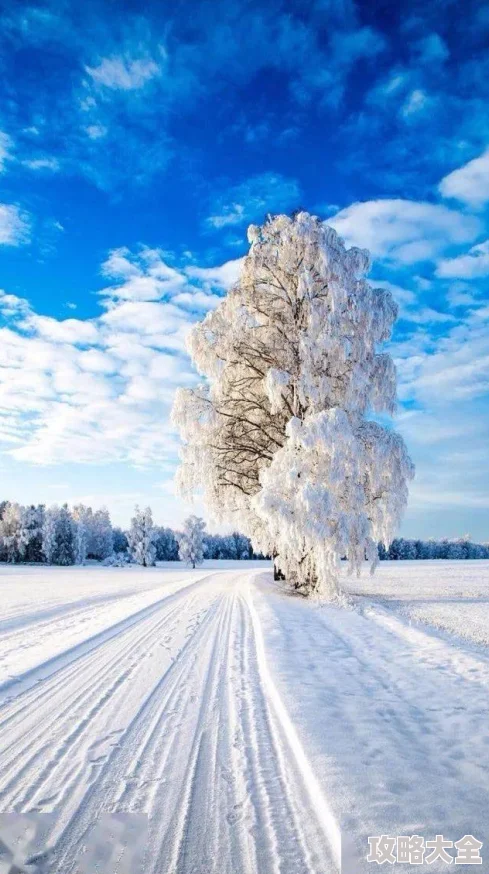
[23,315,100,345]
[0,244,243,466]
[100,246,187,300]
[100,300,188,340]
[77,349,118,374]
[85,124,107,139]
[101,247,141,279]
[0,234,230,466]
[23,157,60,171]
[400,89,430,118]
[372,280,456,324]
[393,306,489,403]
[207,173,300,229]
[86,55,160,90]
[0,203,30,246]
[0,289,30,316]
[329,199,481,264]
[0,298,195,467]
[436,239,489,279]
[0,132,13,172]
[185,257,244,289]
[439,149,489,209]
[173,289,222,310]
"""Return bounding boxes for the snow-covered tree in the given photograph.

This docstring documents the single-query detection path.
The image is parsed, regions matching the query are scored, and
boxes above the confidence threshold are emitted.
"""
[127,506,156,567]
[23,505,44,563]
[178,516,206,568]
[42,504,75,565]
[72,504,90,564]
[173,212,414,597]
[88,508,113,561]
[113,526,129,554]
[154,526,179,561]
[0,502,29,562]
[42,506,57,564]
[54,504,76,565]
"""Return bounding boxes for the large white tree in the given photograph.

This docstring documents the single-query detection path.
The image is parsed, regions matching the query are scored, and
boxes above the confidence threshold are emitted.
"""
[172,212,414,597]
[178,516,206,568]
[127,506,156,567]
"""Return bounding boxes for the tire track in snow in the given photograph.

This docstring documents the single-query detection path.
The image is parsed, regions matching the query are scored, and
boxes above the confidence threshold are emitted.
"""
[39,589,231,872]
[9,572,340,874]
[0,573,210,705]
[241,584,340,873]
[0,571,347,874]
[252,580,489,867]
[0,577,218,815]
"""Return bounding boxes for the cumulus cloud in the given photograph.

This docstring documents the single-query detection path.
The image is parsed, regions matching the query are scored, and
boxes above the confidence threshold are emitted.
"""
[439,149,489,209]
[0,203,30,246]
[437,240,489,279]
[329,199,481,264]
[0,247,244,466]
[394,306,489,403]
[0,290,30,316]
[100,246,187,301]
[185,257,243,289]
[22,314,100,345]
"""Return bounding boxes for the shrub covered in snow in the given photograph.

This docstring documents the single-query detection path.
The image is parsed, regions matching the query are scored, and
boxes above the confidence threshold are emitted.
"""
[102,553,131,567]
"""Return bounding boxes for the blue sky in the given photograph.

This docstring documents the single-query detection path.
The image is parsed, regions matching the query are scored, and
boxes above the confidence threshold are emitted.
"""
[0,0,488,538]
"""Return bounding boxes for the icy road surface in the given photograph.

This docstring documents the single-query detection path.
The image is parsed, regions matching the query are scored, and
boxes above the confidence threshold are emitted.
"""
[0,561,489,873]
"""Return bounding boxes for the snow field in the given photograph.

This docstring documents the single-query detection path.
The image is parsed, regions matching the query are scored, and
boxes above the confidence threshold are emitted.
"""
[0,560,488,873]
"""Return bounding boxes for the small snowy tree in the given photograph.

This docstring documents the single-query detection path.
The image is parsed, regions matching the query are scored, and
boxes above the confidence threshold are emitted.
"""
[127,506,156,567]
[178,516,206,568]
[42,506,57,563]
[173,212,414,597]
[72,504,90,565]
[0,502,29,562]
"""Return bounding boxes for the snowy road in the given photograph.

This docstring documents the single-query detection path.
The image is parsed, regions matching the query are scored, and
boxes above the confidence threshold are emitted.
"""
[1,564,489,873]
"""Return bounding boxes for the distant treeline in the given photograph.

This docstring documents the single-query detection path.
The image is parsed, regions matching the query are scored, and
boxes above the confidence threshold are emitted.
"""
[0,500,265,565]
[378,537,489,560]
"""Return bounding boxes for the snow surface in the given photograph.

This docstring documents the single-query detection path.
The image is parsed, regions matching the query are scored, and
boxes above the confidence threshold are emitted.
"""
[0,560,488,873]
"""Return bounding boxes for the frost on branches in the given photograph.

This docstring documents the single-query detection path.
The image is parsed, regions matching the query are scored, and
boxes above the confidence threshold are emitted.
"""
[178,516,206,568]
[172,212,414,597]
